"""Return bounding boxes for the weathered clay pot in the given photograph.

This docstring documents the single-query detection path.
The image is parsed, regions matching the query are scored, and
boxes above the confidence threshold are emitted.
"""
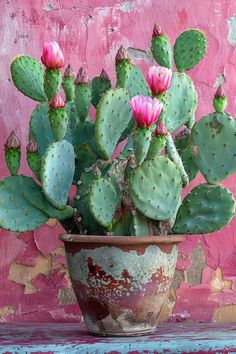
[59,234,183,337]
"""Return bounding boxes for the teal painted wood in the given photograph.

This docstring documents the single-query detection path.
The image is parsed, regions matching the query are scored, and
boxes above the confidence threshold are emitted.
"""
[1,323,236,353]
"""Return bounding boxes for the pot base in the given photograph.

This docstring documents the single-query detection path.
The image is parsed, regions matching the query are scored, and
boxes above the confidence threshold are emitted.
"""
[88,328,156,337]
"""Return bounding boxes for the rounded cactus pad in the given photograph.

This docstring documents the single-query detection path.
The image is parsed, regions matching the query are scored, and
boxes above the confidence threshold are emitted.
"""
[129,155,182,220]
[151,34,172,69]
[89,178,120,228]
[173,184,236,234]
[11,55,47,102]
[191,112,236,184]
[95,88,132,159]
[92,73,111,108]
[41,140,75,209]
[174,29,207,72]
[162,73,198,132]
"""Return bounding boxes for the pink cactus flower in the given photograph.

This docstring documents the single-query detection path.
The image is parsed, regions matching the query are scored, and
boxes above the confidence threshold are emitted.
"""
[130,95,163,128]
[147,65,172,94]
[49,93,65,109]
[41,41,64,69]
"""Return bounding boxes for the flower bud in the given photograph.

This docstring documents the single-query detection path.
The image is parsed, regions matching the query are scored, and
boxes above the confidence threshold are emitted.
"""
[154,122,168,136]
[100,68,109,80]
[4,130,21,150]
[115,45,132,63]
[75,67,89,84]
[49,93,65,109]
[26,140,39,153]
[64,64,75,77]
[41,41,64,69]
[213,84,227,113]
[152,23,164,37]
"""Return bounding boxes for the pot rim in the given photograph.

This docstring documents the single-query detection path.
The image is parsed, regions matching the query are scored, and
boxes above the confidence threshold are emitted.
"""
[59,233,184,245]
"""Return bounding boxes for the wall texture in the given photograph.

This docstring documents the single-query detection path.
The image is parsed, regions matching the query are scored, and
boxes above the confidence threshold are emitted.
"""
[0,0,236,323]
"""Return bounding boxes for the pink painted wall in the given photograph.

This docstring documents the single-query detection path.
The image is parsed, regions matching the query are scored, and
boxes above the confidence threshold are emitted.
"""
[0,0,236,322]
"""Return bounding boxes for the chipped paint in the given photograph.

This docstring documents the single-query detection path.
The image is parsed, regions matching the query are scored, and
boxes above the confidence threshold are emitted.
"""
[228,14,236,45]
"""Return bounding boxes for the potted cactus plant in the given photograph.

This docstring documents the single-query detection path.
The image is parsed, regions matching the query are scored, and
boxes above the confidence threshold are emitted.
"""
[2,24,236,336]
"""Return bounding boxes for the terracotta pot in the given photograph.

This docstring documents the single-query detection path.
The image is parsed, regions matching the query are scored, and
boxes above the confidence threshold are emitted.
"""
[59,234,184,337]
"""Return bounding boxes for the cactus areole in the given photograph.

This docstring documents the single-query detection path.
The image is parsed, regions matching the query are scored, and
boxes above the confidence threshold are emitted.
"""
[4,26,236,336]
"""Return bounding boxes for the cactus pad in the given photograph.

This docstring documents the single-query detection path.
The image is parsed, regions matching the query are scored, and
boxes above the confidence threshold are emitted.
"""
[129,155,182,220]
[95,88,132,159]
[89,178,120,228]
[175,129,199,182]
[41,140,75,209]
[173,184,236,234]
[113,210,149,236]
[162,73,198,132]
[11,55,47,102]
[5,149,21,176]
[74,83,92,121]
[92,75,111,107]
[133,127,152,166]
[174,29,207,73]
[151,34,172,69]
[191,112,236,184]
[44,69,62,101]
[116,61,150,98]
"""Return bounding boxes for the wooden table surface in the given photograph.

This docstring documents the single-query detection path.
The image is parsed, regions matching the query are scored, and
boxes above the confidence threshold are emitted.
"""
[1,322,236,353]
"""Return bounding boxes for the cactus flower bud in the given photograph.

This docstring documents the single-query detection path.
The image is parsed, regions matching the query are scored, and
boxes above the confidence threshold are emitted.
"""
[147,65,172,94]
[213,84,227,113]
[49,93,65,109]
[26,140,39,153]
[130,95,163,128]
[4,130,21,150]
[64,64,75,77]
[152,23,164,37]
[75,67,89,84]
[41,41,64,69]
[115,45,132,63]
[100,68,109,80]
[154,122,168,136]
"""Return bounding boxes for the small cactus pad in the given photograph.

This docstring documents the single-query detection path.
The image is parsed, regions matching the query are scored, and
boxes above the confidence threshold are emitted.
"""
[75,171,104,234]
[89,178,120,228]
[174,29,207,72]
[166,133,189,187]
[95,88,132,159]
[147,135,166,159]
[116,60,150,98]
[173,184,236,234]
[113,211,149,236]
[11,55,47,102]
[62,77,75,102]
[129,155,182,220]
[92,75,111,107]
[27,151,41,181]
[0,176,73,232]
[41,140,75,209]
[151,34,172,69]
[133,127,152,166]
[5,149,21,176]
[44,69,62,101]
[175,129,199,182]
[74,83,92,122]
[48,106,68,141]
[162,73,198,132]
[191,112,236,184]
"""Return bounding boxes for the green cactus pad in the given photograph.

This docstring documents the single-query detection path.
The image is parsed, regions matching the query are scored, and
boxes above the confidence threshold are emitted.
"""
[11,55,47,102]
[213,95,227,113]
[151,34,172,69]
[129,155,182,220]
[174,29,207,73]
[95,88,132,159]
[0,176,73,232]
[48,106,68,141]
[5,149,21,176]
[116,60,150,98]
[113,210,149,236]
[191,112,236,184]
[162,72,198,132]
[41,140,75,209]
[75,171,104,234]
[147,135,166,159]
[173,184,236,234]
[133,127,152,166]
[175,129,199,182]
[89,178,120,228]
[166,133,189,187]
[74,83,92,122]
[63,76,75,101]
[66,101,79,131]
[44,68,62,101]
[27,152,41,181]
[92,75,111,107]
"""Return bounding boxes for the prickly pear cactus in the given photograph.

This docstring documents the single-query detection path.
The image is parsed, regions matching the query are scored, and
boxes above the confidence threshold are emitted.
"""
[1,25,235,238]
